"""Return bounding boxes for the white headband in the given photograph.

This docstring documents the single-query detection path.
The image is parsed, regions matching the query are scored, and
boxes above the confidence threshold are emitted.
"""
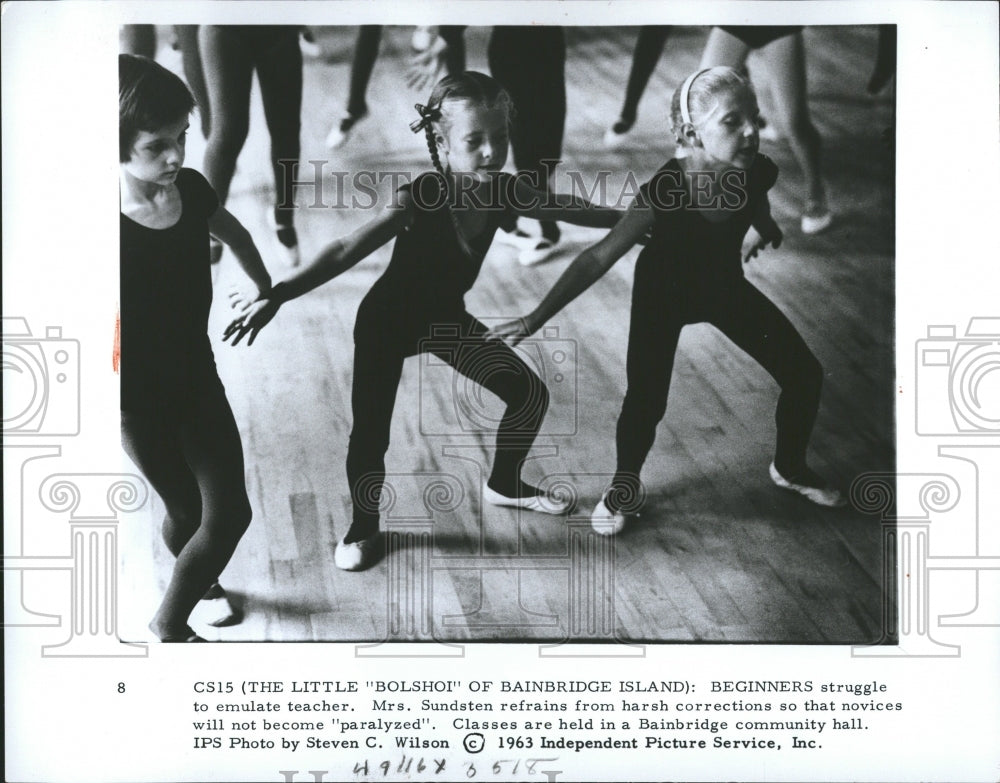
[679,68,710,126]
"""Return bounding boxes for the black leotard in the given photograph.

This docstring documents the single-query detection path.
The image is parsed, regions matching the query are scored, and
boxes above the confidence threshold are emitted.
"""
[356,171,517,339]
[120,168,219,412]
[635,153,779,291]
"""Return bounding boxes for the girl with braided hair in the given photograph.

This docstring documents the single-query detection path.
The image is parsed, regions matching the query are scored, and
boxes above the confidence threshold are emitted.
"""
[224,72,622,571]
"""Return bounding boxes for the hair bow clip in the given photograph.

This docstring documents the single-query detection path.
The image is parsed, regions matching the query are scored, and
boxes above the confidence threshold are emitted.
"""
[409,103,442,133]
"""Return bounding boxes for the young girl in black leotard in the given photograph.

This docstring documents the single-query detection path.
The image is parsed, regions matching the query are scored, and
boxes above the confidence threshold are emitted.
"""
[489,66,845,536]
[225,72,623,571]
[119,54,272,640]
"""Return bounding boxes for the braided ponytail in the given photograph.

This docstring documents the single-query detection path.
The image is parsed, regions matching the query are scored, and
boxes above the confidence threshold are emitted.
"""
[424,125,444,177]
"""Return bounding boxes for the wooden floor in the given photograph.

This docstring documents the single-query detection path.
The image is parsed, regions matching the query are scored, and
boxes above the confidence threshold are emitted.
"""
[119,25,895,644]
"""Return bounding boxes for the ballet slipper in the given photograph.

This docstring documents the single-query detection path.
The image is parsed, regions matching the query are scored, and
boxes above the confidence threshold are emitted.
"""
[590,493,629,536]
[800,202,834,235]
[334,533,383,572]
[603,117,636,149]
[769,463,846,508]
[326,110,368,149]
[483,483,573,515]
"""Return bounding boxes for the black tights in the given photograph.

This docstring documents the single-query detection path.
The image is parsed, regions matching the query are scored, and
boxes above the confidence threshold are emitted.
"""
[488,27,566,240]
[609,278,823,510]
[345,312,549,543]
[345,25,381,118]
[618,26,671,123]
[199,25,302,226]
[121,378,252,635]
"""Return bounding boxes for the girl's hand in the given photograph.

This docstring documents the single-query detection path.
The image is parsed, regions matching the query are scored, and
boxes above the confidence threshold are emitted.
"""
[223,298,280,347]
[760,218,783,249]
[743,221,783,263]
[227,283,263,314]
[405,33,447,91]
[485,317,535,348]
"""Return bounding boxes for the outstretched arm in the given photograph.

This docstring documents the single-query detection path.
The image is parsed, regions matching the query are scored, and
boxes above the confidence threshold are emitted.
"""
[207,206,272,294]
[224,196,413,346]
[487,202,654,346]
[271,198,412,303]
[510,178,624,229]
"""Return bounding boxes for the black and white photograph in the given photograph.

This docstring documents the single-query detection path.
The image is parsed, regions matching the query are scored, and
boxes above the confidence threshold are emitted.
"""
[115,21,895,644]
[4,2,999,782]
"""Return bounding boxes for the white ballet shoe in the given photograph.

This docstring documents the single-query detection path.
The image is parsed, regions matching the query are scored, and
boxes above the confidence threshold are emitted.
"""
[335,533,383,571]
[299,34,321,59]
[411,26,435,52]
[483,484,572,515]
[325,111,367,150]
[769,463,846,508]
[602,118,635,149]
[590,494,628,536]
[800,205,834,235]
[758,116,781,142]
[602,127,629,149]
[759,124,781,142]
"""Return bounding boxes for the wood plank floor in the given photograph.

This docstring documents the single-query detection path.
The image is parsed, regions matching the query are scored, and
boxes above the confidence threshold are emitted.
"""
[119,24,895,644]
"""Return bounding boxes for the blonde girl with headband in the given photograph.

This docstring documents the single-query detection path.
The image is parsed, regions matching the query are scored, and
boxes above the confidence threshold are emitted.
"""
[489,66,845,535]
[224,72,624,571]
